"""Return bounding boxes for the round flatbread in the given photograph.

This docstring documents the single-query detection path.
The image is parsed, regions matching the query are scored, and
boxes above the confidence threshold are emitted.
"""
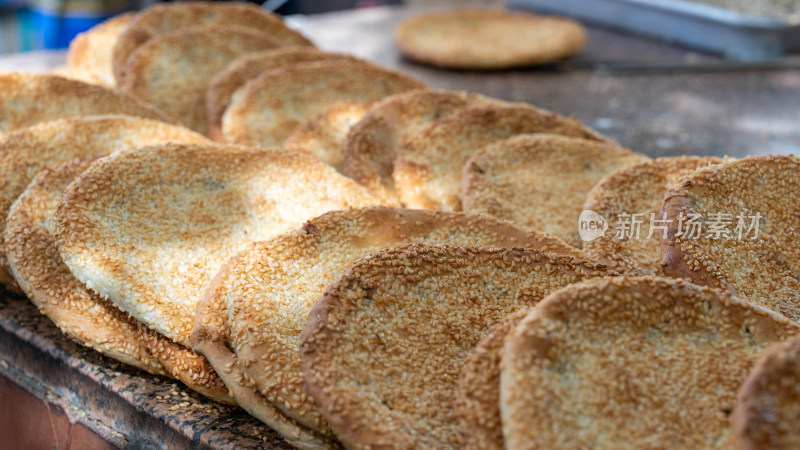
[394,104,611,212]
[394,9,586,70]
[221,60,425,148]
[461,134,649,246]
[500,276,799,450]
[5,158,232,403]
[341,89,497,205]
[284,101,374,173]
[0,73,168,137]
[300,244,613,448]
[455,308,529,450]
[112,1,312,83]
[208,207,585,437]
[55,143,382,347]
[733,335,800,449]
[661,155,800,321]
[119,25,280,134]
[583,156,723,275]
[206,47,359,141]
[65,12,136,87]
[0,115,207,289]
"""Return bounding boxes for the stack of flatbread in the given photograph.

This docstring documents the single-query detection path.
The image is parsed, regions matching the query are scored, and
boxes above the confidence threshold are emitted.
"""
[2,3,800,449]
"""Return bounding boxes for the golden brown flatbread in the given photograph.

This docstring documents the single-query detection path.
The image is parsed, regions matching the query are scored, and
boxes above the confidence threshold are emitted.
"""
[394,9,586,69]
[64,12,136,86]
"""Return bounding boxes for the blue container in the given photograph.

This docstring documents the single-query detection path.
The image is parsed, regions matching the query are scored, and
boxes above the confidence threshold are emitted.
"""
[26,0,130,49]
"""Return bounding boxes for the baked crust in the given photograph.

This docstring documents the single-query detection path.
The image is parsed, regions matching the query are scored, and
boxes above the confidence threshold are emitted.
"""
[221,60,425,148]
[64,13,136,87]
[394,103,612,212]
[300,244,613,448]
[394,9,586,70]
[206,48,359,141]
[660,155,800,320]
[583,156,723,275]
[111,1,312,84]
[119,25,280,135]
[500,276,800,449]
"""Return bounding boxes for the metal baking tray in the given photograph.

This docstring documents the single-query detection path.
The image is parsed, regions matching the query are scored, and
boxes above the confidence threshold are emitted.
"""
[508,0,800,60]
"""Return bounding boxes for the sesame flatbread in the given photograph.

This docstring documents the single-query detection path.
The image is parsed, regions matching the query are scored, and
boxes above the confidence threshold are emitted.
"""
[661,155,800,321]
[462,134,649,246]
[206,48,359,141]
[56,143,381,347]
[5,158,232,403]
[65,12,136,87]
[207,207,585,438]
[455,309,529,450]
[112,1,312,83]
[0,73,168,137]
[300,244,612,448]
[221,60,425,148]
[500,276,799,449]
[341,89,497,205]
[733,335,800,449]
[394,104,610,212]
[395,9,586,70]
[119,25,280,134]
[0,115,206,289]
[583,156,723,275]
[284,101,374,173]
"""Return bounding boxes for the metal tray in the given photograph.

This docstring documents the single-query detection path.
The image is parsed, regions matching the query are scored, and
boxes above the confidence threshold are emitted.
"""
[508,0,800,60]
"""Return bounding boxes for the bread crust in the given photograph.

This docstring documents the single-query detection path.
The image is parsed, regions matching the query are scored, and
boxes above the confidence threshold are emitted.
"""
[111,1,312,84]
[65,13,136,87]
[394,9,586,70]
[300,244,613,448]
[221,60,425,148]
[206,48,359,141]
[500,276,800,449]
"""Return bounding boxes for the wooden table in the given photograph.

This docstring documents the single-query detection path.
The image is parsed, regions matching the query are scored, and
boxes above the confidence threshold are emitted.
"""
[1,4,798,449]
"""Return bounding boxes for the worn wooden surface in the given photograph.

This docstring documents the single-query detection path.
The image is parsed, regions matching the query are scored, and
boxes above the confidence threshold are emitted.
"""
[0,4,798,449]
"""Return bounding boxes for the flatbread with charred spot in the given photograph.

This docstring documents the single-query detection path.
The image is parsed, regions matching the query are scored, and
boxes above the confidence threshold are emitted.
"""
[118,25,280,135]
[462,134,648,246]
[206,48,359,141]
[0,115,207,290]
[112,1,312,83]
[55,143,382,348]
[220,60,425,148]
[660,155,800,321]
[300,244,613,448]
[499,276,799,449]
[200,207,585,438]
[583,156,723,275]
[341,89,498,205]
[394,104,611,211]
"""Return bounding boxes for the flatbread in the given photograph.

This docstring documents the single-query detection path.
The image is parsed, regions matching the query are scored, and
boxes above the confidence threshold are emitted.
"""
[112,1,312,83]
[394,104,611,212]
[118,25,280,135]
[0,73,168,137]
[341,89,497,205]
[4,158,232,403]
[395,9,586,70]
[499,276,799,449]
[208,207,586,437]
[0,115,207,289]
[661,155,800,321]
[65,12,136,87]
[733,335,800,449]
[284,101,374,173]
[206,48,359,141]
[583,156,723,275]
[455,309,529,450]
[5,158,166,375]
[56,143,382,347]
[220,60,425,148]
[300,244,613,448]
[462,134,649,246]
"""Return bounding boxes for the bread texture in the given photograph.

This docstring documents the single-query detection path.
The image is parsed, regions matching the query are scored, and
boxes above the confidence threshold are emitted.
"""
[64,12,136,87]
